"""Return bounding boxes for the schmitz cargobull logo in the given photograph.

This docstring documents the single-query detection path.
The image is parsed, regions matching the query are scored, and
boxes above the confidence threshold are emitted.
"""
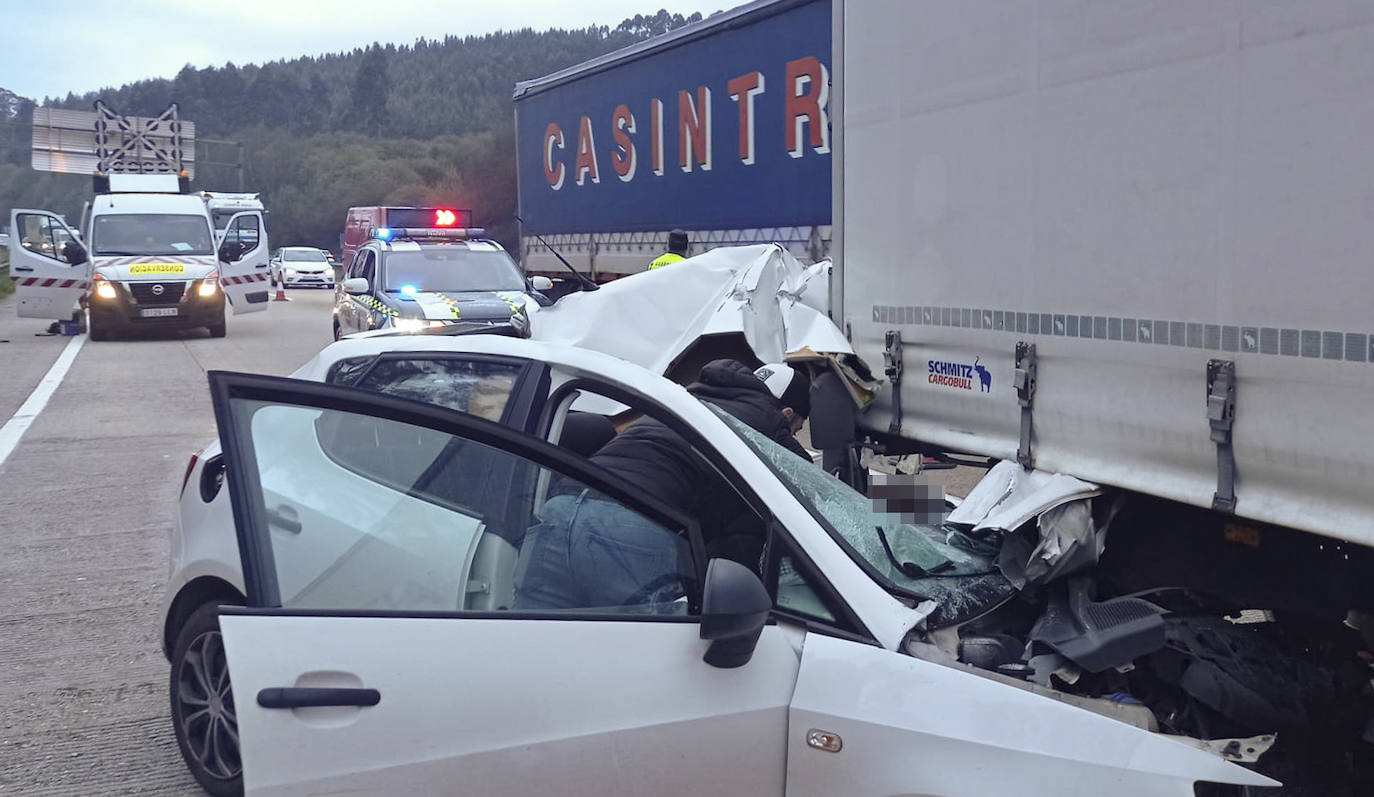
[928,357,992,393]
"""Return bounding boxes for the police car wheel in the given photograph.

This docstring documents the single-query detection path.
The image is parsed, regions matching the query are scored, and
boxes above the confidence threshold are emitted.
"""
[169,602,243,797]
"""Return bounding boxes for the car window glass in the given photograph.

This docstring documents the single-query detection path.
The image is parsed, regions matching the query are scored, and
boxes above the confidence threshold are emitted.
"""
[361,251,376,287]
[16,213,66,262]
[343,358,523,421]
[547,387,770,571]
[775,553,836,623]
[222,215,261,251]
[233,399,695,616]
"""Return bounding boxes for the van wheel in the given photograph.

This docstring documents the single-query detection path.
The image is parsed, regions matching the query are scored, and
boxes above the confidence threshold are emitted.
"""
[86,310,109,342]
[207,318,227,338]
[170,602,243,797]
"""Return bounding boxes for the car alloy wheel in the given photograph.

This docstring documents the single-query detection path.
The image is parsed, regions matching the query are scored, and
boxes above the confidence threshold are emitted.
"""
[170,603,242,796]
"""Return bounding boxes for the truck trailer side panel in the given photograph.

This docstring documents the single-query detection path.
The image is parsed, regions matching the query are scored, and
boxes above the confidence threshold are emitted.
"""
[838,0,1374,544]
[514,0,832,275]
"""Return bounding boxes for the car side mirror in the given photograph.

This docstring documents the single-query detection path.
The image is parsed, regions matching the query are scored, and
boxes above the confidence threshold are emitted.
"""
[61,241,87,265]
[342,277,369,294]
[530,275,553,291]
[699,558,772,668]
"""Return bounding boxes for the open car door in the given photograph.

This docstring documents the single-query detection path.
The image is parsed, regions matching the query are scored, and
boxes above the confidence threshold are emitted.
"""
[207,371,798,795]
[215,211,270,314]
[8,209,90,320]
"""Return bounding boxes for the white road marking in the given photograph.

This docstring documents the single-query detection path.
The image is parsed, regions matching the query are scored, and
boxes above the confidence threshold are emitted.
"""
[0,333,86,470]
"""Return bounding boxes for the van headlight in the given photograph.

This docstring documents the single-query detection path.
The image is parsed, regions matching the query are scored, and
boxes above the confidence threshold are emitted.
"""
[93,275,117,300]
[198,270,219,297]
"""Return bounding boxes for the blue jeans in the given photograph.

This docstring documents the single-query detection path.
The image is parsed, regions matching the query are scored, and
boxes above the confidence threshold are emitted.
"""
[513,492,689,611]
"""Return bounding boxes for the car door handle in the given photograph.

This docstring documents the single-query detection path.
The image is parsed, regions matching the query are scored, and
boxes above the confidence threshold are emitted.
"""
[267,504,301,534]
[257,687,381,709]
[11,265,34,272]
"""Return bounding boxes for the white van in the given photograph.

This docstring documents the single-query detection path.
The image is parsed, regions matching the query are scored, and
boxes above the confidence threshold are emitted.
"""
[8,174,271,339]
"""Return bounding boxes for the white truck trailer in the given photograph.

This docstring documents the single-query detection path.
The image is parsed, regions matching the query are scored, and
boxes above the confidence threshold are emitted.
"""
[818,1,1374,791]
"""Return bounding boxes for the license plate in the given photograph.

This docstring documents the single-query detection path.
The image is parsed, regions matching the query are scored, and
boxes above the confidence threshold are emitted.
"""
[139,307,179,318]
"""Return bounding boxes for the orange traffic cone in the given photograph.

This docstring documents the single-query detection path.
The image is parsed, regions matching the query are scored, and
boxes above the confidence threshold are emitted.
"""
[272,272,290,301]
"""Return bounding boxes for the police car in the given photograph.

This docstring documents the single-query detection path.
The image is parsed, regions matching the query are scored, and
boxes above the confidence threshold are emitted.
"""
[333,211,551,339]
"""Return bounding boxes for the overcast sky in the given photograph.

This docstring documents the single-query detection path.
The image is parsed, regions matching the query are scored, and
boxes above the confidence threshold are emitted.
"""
[3,0,724,101]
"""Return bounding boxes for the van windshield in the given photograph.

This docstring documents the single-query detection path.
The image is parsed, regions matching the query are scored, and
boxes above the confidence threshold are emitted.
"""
[93,214,215,256]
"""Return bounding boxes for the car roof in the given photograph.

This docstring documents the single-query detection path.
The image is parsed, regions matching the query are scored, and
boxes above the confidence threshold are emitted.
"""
[295,335,661,393]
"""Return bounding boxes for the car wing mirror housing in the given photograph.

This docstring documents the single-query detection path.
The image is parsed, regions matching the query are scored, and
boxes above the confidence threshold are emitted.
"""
[342,277,370,294]
[699,558,773,668]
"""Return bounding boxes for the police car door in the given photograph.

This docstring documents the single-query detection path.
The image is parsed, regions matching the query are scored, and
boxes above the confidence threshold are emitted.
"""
[210,372,796,796]
[216,211,270,314]
[8,210,90,320]
[345,250,378,333]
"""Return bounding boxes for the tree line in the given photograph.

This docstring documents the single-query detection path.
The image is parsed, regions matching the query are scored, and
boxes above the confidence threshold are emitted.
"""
[0,10,706,254]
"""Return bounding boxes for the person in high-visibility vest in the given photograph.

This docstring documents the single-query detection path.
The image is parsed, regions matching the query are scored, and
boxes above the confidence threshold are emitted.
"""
[647,229,690,269]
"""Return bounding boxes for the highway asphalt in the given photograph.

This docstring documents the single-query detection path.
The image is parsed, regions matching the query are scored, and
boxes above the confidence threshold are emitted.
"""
[0,289,336,795]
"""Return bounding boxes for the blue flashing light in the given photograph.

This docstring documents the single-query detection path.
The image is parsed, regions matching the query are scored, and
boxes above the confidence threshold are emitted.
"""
[400,284,418,297]
[376,227,396,241]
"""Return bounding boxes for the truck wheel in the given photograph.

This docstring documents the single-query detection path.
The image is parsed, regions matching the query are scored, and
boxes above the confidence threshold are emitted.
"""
[169,602,243,797]
[207,319,227,338]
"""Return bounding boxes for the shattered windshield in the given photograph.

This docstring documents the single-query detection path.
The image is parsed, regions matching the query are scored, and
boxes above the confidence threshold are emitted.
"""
[713,408,1012,622]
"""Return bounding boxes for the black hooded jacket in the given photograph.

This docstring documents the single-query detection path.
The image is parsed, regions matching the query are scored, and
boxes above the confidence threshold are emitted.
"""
[584,359,808,530]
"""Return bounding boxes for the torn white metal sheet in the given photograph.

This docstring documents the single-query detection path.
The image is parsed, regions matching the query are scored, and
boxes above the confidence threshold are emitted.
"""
[947,460,1100,533]
[530,245,851,375]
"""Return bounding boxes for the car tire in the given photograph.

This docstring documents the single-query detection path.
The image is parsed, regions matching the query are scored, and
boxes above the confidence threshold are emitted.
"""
[207,318,227,338]
[169,602,243,797]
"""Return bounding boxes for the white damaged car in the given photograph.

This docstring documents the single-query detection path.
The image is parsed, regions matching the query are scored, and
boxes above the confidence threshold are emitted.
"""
[162,328,1277,796]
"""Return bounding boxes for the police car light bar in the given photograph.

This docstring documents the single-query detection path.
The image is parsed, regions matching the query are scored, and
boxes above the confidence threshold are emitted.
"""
[371,226,486,241]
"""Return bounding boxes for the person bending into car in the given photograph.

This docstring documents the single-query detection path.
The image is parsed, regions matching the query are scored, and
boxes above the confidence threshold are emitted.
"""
[513,360,811,611]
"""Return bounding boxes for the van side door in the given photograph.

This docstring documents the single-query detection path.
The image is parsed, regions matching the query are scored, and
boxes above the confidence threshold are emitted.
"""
[216,212,271,315]
[8,209,90,320]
